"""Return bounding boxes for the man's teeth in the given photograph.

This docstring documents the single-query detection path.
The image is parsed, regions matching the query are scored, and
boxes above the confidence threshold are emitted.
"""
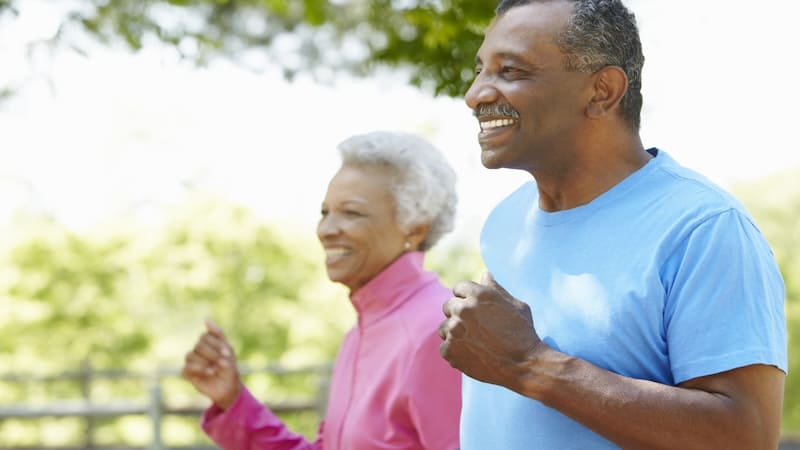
[480,118,516,131]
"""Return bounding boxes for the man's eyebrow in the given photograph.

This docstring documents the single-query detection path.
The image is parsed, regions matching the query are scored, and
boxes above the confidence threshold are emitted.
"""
[497,52,530,65]
[475,52,542,71]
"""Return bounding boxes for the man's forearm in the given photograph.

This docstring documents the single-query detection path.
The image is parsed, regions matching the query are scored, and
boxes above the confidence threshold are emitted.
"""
[510,346,783,450]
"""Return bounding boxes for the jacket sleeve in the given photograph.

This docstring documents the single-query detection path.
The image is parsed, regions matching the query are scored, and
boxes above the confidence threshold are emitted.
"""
[201,386,324,450]
[406,331,462,450]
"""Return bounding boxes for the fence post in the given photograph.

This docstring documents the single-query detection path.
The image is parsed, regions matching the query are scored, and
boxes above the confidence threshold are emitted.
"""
[80,359,95,449]
[148,375,163,450]
[314,365,330,419]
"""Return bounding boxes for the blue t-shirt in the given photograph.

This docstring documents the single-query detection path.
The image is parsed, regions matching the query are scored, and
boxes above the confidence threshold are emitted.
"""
[461,150,787,449]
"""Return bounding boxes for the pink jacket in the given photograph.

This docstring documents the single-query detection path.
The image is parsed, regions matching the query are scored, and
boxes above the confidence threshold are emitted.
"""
[202,252,462,449]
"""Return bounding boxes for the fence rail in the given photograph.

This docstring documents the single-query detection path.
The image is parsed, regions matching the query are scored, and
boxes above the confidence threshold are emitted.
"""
[4,363,800,450]
[0,361,331,450]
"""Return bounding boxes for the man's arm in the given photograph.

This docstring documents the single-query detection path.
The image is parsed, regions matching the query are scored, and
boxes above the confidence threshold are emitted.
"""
[439,275,785,450]
[522,347,784,450]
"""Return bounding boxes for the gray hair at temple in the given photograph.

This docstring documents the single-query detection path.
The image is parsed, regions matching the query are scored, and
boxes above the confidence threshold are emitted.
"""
[336,131,458,251]
[496,0,645,130]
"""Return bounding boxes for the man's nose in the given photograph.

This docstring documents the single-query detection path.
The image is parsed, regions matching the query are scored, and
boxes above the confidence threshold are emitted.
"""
[465,73,499,111]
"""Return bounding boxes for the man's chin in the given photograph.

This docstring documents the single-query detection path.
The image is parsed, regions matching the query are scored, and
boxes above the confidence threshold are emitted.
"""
[480,148,507,170]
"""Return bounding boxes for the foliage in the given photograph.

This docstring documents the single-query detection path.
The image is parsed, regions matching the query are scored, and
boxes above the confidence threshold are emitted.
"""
[0,194,352,444]
[0,0,14,13]
[5,0,494,97]
[426,238,484,287]
[0,222,151,370]
[0,195,349,372]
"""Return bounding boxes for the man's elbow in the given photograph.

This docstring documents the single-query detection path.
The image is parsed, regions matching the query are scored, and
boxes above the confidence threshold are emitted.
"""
[731,400,782,450]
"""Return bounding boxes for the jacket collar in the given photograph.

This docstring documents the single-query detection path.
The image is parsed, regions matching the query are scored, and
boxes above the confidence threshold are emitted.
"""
[350,251,434,327]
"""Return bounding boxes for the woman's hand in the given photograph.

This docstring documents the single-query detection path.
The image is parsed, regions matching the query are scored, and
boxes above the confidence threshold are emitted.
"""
[181,319,242,409]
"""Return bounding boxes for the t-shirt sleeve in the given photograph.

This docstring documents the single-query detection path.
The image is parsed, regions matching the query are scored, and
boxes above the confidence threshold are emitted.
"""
[662,209,787,384]
[201,385,324,450]
[405,330,462,450]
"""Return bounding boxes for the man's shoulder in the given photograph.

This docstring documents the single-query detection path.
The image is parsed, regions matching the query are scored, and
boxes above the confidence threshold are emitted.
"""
[642,151,749,219]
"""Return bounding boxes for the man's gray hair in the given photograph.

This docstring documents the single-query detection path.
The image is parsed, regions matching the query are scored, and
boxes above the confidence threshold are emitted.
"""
[337,131,458,251]
[496,0,644,130]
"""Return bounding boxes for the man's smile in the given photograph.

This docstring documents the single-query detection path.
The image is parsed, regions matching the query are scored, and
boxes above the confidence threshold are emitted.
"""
[479,118,518,133]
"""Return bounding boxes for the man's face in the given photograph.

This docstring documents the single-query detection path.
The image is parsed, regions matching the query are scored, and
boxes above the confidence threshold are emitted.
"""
[465,1,595,172]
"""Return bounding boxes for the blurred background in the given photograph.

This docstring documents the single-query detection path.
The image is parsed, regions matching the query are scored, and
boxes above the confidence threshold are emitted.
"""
[1,0,798,448]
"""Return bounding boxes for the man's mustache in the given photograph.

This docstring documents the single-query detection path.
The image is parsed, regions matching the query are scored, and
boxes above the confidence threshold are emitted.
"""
[474,103,520,119]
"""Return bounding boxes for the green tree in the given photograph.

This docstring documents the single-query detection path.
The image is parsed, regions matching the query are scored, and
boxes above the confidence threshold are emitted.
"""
[426,238,484,287]
[0,194,351,444]
[0,195,348,372]
[2,0,494,97]
[0,220,150,371]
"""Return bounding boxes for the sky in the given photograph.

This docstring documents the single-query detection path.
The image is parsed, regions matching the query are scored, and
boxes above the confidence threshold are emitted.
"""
[1,0,799,245]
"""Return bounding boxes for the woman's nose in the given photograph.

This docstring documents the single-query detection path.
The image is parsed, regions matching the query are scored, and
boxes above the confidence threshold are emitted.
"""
[317,215,339,239]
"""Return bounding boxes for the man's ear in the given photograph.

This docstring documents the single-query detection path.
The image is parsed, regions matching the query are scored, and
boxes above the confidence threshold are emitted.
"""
[406,222,432,251]
[586,66,628,119]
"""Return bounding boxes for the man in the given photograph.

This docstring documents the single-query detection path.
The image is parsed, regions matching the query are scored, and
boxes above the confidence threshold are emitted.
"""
[438,1,788,449]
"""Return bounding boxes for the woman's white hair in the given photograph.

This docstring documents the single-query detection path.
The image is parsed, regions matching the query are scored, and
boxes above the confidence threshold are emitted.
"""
[336,131,458,251]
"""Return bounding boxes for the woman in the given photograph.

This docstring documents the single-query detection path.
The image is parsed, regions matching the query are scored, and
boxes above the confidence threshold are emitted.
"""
[182,131,461,449]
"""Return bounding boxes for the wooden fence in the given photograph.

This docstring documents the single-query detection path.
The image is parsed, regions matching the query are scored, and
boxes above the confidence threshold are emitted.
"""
[0,361,331,450]
[4,363,800,450]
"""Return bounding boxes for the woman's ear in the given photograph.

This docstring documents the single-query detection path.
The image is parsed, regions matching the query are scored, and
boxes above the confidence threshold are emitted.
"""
[586,65,628,119]
[406,222,432,251]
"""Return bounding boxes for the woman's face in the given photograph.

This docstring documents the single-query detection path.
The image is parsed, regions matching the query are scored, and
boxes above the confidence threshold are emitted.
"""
[317,164,408,292]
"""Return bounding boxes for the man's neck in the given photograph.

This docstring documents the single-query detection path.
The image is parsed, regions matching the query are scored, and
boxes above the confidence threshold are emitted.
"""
[533,134,649,212]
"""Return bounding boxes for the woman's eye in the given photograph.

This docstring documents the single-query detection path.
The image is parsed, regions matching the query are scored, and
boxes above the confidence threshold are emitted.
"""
[345,210,363,217]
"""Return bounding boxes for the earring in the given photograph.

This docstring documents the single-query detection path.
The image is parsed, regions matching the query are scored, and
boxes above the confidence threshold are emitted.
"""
[404,241,411,250]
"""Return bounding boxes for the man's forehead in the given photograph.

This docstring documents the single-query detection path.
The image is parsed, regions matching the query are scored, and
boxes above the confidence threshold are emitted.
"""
[478,2,571,63]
